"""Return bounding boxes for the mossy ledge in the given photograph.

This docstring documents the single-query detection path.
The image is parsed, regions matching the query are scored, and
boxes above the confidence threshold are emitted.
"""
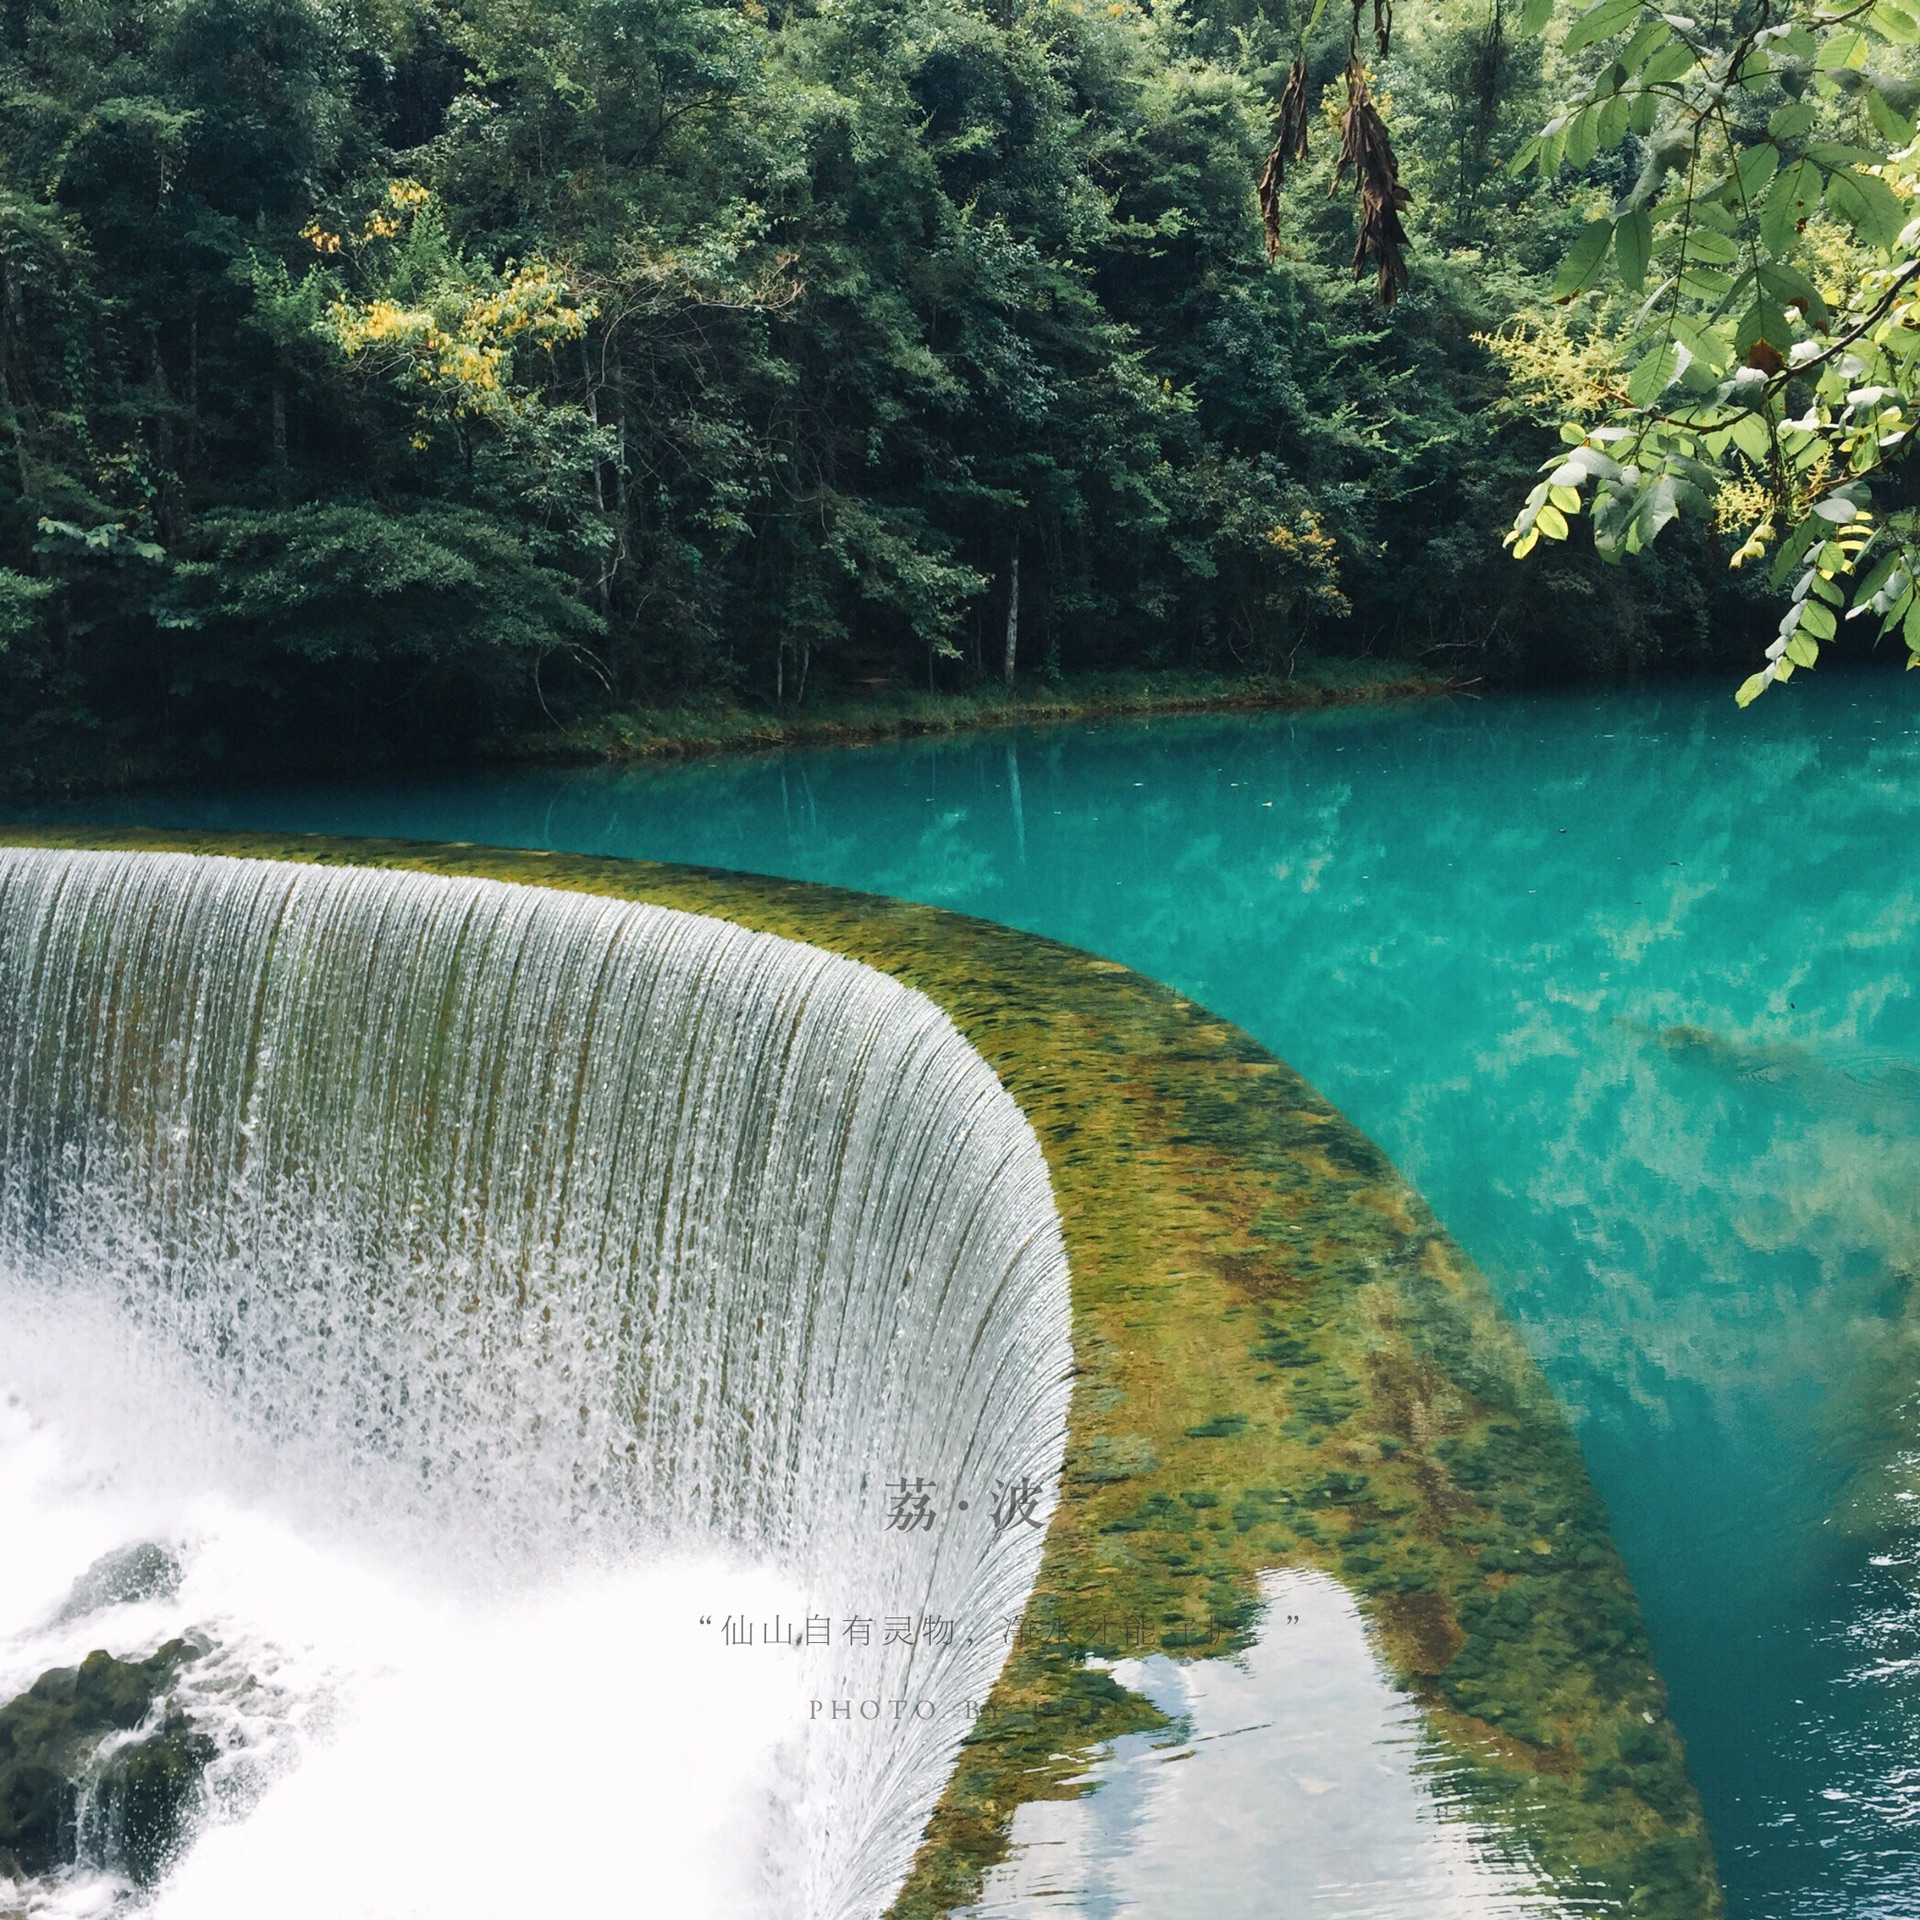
[518,661,1450,769]
[0,826,1721,1918]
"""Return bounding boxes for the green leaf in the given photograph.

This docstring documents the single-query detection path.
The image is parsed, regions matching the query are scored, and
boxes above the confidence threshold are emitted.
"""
[1616,207,1653,292]
[1670,315,1731,373]
[1565,0,1644,53]
[1798,597,1837,638]
[1768,101,1818,141]
[1762,158,1821,254]
[1630,90,1659,134]
[1736,298,1794,361]
[1867,84,1915,142]
[1730,412,1773,460]
[1591,487,1633,558]
[1565,103,1599,173]
[1596,92,1631,149]
[1628,341,1679,405]
[1873,0,1920,42]
[1904,596,1920,648]
[1682,228,1740,265]
[1563,443,1624,479]
[1619,16,1671,72]
[1827,167,1907,245]
[1519,0,1555,35]
[1536,503,1571,539]
[1757,259,1831,327]
[1771,513,1822,586]
[1786,631,1821,666]
[1735,671,1771,705]
[1856,550,1901,602]
[1877,70,1920,114]
[1632,473,1681,546]
[1734,141,1781,203]
[1554,218,1616,298]
[1641,41,1699,84]
[1679,265,1735,302]
[1805,142,1879,166]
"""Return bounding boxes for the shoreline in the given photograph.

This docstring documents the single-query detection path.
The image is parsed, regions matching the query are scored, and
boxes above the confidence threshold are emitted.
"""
[4,662,1452,803]
[512,660,1457,767]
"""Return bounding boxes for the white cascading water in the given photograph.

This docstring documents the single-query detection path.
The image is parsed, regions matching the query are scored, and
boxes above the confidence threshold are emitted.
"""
[0,847,1072,1920]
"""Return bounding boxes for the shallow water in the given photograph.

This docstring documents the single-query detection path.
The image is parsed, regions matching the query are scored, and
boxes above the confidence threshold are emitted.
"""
[28,669,1920,1914]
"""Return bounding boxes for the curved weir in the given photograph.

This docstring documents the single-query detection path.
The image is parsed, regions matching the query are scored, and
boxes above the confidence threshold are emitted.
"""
[0,847,1072,1918]
[0,826,1723,1919]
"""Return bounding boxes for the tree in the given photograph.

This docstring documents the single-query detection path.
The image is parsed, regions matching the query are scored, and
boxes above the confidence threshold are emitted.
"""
[1496,0,1920,699]
[0,0,1785,789]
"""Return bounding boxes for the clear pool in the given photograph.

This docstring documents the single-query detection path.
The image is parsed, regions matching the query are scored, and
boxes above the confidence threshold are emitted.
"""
[29,670,1920,1917]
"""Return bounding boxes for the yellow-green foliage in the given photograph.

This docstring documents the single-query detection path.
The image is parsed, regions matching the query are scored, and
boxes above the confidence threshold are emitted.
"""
[315,181,590,437]
[0,828,1722,1917]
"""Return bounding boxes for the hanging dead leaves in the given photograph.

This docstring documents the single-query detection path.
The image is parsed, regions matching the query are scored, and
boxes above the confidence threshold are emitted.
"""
[1258,58,1310,257]
[1335,65,1410,306]
[1260,0,1410,309]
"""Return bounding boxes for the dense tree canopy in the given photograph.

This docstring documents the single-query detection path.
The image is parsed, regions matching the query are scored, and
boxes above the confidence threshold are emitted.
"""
[0,0,1781,783]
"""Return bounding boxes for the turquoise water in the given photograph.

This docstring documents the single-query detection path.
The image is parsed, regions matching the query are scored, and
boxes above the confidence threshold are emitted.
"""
[27,673,1920,1915]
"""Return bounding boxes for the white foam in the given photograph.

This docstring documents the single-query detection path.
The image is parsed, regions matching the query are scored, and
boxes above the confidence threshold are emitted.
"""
[0,1354,809,1920]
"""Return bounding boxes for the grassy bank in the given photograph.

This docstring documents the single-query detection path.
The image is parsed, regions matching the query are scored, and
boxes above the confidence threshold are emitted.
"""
[520,660,1454,766]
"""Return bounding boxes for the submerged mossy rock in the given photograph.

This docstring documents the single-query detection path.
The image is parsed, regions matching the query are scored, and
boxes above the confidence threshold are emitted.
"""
[0,1641,212,1884]
[0,828,1725,1916]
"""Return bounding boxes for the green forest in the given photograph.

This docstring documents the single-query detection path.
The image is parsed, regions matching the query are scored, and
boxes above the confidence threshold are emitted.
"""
[0,0,1904,784]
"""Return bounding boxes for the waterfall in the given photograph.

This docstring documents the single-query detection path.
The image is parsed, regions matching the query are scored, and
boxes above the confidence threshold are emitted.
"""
[0,847,1072,1918]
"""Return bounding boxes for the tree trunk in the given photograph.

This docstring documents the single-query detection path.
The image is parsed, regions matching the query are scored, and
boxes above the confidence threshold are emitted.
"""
[1002,543,1020,684]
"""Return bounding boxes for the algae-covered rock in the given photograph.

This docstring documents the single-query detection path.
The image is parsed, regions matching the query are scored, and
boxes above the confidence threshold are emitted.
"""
[54,1544,182,1623]
[0,1640,211,1884]
[84,1707,217,1885]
